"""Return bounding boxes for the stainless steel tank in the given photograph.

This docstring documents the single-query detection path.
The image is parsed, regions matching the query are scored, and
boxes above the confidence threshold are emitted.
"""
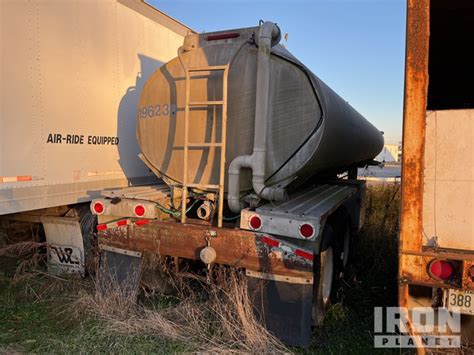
[137,22,384,210]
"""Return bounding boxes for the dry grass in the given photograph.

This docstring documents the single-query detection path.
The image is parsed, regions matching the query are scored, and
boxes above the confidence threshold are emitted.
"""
[0,183,407,353]
[74,265,288,353]
[363,181,401,239]
[0,241,46,278]
[0,241,45,258]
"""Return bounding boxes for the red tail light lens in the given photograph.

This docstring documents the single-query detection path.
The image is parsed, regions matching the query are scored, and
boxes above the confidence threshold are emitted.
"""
[299,223,315,239]
[134,204,146,217]
[92,201,104,215]
[249,215,262,230]
[428,259,453,280]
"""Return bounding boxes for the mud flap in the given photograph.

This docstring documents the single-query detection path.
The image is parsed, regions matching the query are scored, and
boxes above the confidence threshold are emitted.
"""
[41,216,85,276]
[246,270,313,347]
[99,245,142,298]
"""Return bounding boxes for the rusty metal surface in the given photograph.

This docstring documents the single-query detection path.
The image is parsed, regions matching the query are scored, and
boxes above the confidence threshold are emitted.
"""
[401,250,474,290]
[463,260,474,291]
[400,253,472,290]
[98,219,313,277]
[399,0,430,313]
[406,248,474,261]
[399,0,474,310]
[399,0,430,255]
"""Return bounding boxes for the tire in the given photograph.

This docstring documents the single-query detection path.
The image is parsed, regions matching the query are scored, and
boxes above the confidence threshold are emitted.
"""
[312,225,336,327]
[334,223,351,276]
[74,203,98,275]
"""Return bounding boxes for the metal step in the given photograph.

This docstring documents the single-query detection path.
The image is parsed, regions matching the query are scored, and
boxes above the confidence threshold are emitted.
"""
[188,100,224,106]
[186,183,221,190]
[187,66,227,72]
[186,142,222,147]
[182,62,229,227]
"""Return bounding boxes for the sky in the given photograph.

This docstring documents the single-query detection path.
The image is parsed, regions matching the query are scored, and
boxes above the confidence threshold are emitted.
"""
[149,0,406,144]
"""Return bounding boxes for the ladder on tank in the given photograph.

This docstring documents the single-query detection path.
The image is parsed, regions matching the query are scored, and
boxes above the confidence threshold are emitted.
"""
[181,65,229,228]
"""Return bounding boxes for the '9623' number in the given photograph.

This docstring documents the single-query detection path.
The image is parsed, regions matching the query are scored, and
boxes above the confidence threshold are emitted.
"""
[138,104,175,119]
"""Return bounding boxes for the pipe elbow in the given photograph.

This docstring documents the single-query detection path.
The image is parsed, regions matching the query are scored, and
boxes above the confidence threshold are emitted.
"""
[228,155,252,213]
[227,196,246,214]
[257,21,281,47]
[255,184,288,202]
[252,175,288,202]
[267,187,288,201]
[228,155,251,175]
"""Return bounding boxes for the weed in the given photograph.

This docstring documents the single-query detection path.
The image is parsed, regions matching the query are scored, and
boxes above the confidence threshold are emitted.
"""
[0,183,405,353]
[74,265,287,353]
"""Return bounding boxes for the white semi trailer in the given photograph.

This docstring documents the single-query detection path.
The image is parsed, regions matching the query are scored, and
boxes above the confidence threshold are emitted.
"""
[0,0,192,273]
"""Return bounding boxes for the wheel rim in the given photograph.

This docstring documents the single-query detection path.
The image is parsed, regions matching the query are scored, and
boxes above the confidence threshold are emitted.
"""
[321,247,334,304]
[342,227,350,268]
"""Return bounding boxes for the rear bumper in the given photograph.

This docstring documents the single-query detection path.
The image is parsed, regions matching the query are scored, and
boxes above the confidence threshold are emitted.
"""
[399,248,474,291]
[97,218,316,347]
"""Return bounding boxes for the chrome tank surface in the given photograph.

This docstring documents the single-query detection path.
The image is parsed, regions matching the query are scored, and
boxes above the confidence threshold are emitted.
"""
[137,25,383,192]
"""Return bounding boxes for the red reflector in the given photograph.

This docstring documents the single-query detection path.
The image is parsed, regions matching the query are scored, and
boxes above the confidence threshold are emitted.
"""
[429,260,453,280]
[261,236,280,248]
[116,219,128,227]
[134,204,146,217]
[295,249,314,261]
[97,224,107,231]
[206,32,240,41]
[249,215,262,230]
[92,201,104,214]
[134,219,149,226]
[299,223,314,239]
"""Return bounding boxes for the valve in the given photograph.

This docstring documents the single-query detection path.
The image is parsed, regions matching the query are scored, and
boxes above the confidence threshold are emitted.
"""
[197,200,214,220]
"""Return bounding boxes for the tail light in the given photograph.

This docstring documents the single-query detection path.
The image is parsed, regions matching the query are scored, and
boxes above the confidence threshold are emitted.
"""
[91,201,105,215]
[134,204,146,217]
[248,215,262,230]
[299,223,315,239]
[428,259,454,281]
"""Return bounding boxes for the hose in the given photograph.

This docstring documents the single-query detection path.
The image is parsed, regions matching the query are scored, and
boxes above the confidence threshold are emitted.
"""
[156,199,200,218]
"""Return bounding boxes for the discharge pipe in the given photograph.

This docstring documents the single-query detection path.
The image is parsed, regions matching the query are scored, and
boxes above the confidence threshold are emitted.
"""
[228,21,287,213]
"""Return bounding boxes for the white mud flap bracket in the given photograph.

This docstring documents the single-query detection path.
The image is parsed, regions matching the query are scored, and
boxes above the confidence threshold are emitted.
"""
[41,216,85,276]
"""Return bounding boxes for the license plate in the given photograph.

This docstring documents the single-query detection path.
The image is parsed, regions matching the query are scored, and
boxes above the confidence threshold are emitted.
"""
[446,289,474,315]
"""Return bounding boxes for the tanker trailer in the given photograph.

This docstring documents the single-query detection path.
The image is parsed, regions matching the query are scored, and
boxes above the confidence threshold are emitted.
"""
[136,22,383,223]
[92,21,384,347]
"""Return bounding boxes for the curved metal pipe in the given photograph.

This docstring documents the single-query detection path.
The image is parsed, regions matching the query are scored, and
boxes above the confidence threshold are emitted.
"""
[228,21,287,213]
